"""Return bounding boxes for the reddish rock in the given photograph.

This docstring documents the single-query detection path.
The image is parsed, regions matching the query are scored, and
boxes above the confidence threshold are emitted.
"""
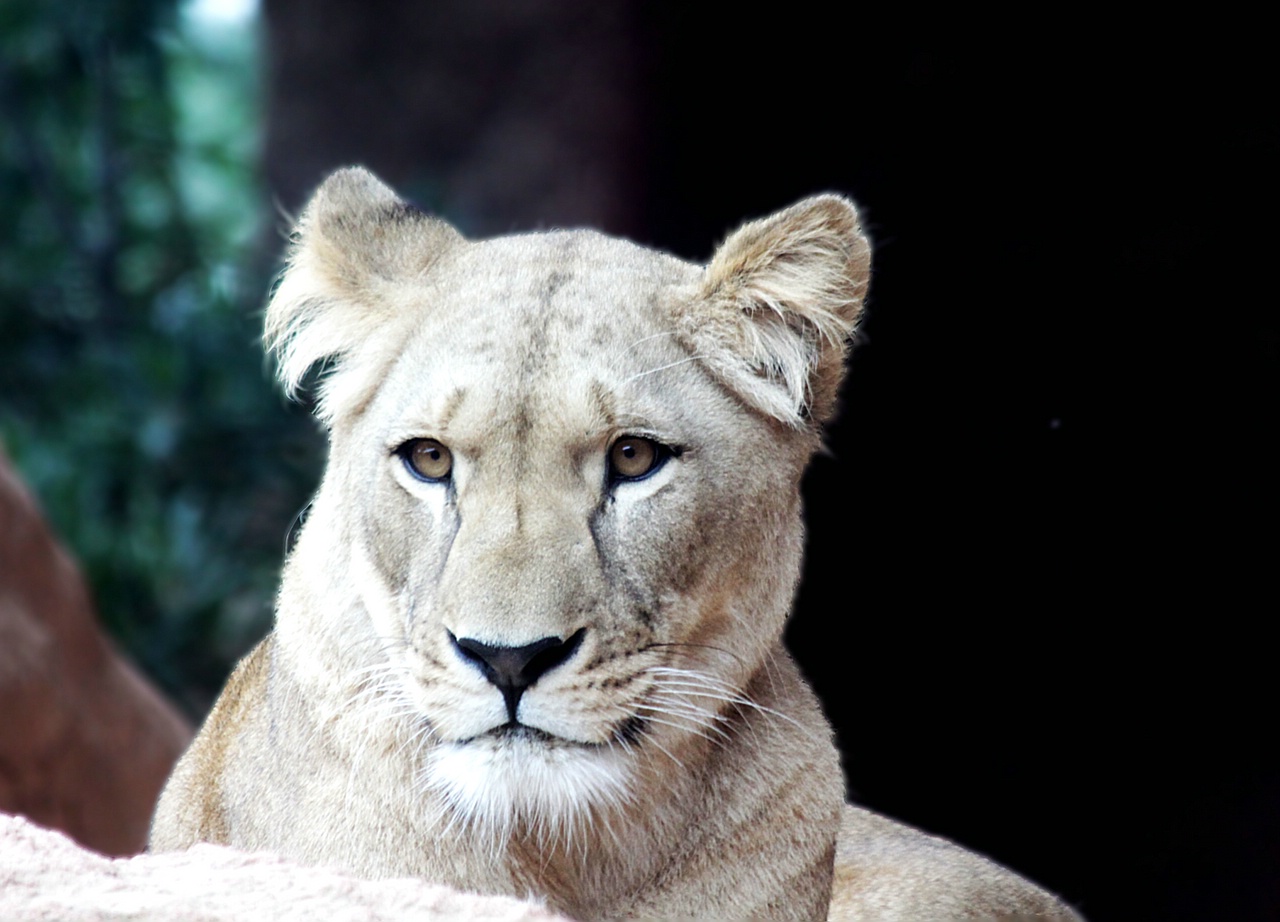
[0,448,193,856]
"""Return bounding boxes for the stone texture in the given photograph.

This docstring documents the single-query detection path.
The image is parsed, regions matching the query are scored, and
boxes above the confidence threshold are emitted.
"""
[0,813,563,921]
[0,448,193,856]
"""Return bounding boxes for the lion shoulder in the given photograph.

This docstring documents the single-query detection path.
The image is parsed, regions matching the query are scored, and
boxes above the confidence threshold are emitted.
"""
[150,637,272,851]
[829,805,1083,921]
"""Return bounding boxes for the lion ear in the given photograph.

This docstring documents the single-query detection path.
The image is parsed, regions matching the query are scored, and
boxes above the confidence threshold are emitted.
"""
[264,166,463,425]
[678,195,871,428]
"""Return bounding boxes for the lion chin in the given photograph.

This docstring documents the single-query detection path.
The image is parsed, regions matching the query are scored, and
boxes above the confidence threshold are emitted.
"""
[425,728,635,843]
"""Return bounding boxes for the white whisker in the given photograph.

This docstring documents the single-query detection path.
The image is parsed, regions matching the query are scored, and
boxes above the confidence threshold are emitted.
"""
[641,660,826,744]
[637,701,734,743]
[621,354,706,385]
[620,329,680,353]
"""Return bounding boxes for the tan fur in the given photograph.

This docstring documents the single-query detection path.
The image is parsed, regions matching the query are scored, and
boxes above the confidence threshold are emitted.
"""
[151,168,1081,921]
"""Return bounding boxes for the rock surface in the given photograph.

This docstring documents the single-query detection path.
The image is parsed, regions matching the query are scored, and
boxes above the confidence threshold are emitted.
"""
[0,449,193,856]
[0,813,563,921]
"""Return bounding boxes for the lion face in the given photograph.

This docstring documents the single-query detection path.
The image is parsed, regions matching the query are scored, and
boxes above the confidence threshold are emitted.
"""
[327,233,806,827]
[265,168,869,836]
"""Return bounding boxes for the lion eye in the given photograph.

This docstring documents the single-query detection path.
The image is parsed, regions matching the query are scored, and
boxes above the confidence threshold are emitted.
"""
[399,439,453,482]
[608,437,666,482]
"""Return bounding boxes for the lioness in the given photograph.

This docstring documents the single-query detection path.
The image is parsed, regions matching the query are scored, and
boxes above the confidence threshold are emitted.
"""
[151,168,1080,920]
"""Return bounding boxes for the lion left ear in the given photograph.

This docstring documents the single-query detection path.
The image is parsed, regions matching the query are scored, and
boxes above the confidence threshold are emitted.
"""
[677,195,871,428]
[265,167,464,427]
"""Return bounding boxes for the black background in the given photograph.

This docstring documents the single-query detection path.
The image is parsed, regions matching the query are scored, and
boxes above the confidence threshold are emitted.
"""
[633,11,1276,921]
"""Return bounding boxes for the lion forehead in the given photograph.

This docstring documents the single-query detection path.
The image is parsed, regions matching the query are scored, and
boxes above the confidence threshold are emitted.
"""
[425,231,697,356]
[361,237,716,450]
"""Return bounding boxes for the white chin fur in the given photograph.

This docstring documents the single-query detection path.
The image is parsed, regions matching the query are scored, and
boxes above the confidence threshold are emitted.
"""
[426,734,633,844]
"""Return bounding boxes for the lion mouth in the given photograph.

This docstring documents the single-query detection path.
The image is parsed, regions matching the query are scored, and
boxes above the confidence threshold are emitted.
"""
[460,722,587,752]
[466,716,646,749]
[613,715,647,745]
[483,723,557,744]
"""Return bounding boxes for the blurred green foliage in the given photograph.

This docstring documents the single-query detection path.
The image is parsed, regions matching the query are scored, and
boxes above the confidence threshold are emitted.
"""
[0,0,322,714]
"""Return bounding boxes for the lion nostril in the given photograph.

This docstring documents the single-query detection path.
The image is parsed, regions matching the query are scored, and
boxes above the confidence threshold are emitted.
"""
[524,628,585,682]
[448,629,585,723]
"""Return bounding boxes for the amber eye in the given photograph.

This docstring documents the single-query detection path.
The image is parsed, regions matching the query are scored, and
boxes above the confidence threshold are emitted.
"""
[399,439,453,482]
[608,436,667,482]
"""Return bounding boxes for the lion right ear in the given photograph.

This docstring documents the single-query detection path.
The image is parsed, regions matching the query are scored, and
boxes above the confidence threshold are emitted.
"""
[264,167,463,425]
[676,195,871,429]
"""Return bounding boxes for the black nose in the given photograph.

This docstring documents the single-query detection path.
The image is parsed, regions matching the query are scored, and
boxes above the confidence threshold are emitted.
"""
[449,628,585,724]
